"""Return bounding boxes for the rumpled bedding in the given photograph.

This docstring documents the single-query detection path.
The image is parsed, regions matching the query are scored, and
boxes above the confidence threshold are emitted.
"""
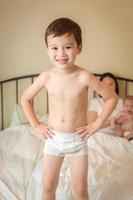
[0,125,133,200]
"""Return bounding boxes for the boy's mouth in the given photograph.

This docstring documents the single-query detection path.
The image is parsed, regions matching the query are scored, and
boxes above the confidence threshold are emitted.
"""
[56,59,68,64]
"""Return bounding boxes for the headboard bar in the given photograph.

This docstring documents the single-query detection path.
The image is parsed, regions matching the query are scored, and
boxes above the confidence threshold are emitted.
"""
[0,83,4,130]
[0,74,39,84]
[1,73,133,84]
[16,79,18,104]
[125,81,128,96]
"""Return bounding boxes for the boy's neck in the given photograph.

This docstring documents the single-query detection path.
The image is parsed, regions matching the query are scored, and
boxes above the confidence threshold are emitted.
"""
[53,65,77,74]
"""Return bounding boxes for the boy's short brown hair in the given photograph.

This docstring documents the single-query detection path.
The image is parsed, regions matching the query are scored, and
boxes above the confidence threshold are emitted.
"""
[45,18,82,47]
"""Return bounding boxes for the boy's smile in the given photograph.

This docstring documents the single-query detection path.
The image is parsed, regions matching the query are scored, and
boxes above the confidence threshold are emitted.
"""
[47,33,82,70]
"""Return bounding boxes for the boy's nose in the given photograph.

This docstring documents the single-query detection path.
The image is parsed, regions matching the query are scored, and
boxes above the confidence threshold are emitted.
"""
[58,48,66,56]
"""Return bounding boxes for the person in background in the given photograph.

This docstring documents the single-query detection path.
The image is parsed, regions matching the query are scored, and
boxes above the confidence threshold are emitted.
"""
[110,95,133,140]
[88,72,123,135]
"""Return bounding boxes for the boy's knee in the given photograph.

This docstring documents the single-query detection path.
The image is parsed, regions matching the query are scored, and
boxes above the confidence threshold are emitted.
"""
[43,182,57,193]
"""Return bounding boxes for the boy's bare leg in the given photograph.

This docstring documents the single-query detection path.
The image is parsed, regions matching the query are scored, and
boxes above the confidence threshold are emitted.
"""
[43,155,64,200]
[68,155,89,200]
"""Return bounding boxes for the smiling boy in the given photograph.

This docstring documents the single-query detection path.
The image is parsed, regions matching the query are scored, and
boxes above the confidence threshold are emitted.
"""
[21,18,118,200]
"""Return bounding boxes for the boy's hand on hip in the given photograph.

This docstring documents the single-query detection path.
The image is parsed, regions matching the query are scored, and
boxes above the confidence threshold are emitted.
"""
[34,123,54,139]
[75,119,102,139]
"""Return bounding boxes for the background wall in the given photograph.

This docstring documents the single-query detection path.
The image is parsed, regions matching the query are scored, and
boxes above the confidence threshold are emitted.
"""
[0,0,133,80]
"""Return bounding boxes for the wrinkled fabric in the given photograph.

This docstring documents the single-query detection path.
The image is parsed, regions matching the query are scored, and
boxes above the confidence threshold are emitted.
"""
[0,125,133,200]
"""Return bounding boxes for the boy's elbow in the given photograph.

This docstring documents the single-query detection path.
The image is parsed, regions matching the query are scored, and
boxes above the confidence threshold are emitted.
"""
[21,94,28,106]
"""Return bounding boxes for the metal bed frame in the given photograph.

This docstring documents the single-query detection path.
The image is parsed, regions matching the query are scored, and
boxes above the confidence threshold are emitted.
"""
[0,73,133,130]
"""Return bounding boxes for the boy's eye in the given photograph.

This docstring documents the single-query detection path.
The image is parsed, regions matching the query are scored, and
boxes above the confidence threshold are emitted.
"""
[51,47,58,50]
[65,46,72,49]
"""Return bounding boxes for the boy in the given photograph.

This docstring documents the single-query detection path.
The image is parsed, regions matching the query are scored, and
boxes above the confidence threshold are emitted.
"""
[111,95,133,140]
[21,18,118,200]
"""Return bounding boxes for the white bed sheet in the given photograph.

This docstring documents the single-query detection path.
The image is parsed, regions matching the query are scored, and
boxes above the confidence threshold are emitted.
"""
[0,124,133,200]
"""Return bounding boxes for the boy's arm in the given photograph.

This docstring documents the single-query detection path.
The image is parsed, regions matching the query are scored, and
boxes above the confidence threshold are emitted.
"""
[89,73,118,125]
[21,74,44,127]
[21,71,53,138]
[21,72,48,127]
[88,111,112,128]
[76,71,118,137]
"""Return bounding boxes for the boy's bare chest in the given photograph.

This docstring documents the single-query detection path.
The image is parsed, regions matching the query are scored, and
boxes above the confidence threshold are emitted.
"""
[46,76,87,98]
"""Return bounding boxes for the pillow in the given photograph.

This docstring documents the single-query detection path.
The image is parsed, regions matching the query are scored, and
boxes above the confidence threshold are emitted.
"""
[10,104,48,127]
[10,104,28,127]
[39,113,48,123]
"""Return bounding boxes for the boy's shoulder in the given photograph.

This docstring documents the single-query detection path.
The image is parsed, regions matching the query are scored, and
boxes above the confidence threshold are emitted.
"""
[39,68,53,78]
[37,69,53,85]
[75,66,96,87]
[76,66,93,77]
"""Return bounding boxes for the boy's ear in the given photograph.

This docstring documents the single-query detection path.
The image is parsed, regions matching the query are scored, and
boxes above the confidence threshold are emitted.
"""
[77,44,82,54]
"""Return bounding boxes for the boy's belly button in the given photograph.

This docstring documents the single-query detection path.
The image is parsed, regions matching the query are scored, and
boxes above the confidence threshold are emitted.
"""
[61,119,65,122]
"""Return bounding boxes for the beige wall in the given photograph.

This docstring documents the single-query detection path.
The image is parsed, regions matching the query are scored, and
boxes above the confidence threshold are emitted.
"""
[0,0,133,80]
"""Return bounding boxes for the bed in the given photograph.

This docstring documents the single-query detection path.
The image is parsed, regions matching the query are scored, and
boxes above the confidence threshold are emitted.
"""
[0,73,133,200]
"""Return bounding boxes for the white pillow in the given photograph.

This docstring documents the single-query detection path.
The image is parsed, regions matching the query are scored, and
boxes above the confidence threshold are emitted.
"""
[10,104,28,127]
[38,113,48,123]
[10,104,48,127]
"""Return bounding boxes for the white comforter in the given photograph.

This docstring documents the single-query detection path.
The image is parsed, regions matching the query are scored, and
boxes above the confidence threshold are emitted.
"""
[0,124,133,200]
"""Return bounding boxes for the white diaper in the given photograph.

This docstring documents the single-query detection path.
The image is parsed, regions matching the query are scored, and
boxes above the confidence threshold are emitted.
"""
[44,130,88,157]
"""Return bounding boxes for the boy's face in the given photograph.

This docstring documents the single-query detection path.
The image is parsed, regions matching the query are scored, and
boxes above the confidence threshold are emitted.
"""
[47,33,82,69]
[123,99,133,114]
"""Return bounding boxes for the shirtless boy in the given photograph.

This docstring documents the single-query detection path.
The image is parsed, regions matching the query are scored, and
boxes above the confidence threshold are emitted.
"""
[111,95,133,140]
[21,18,118,200]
